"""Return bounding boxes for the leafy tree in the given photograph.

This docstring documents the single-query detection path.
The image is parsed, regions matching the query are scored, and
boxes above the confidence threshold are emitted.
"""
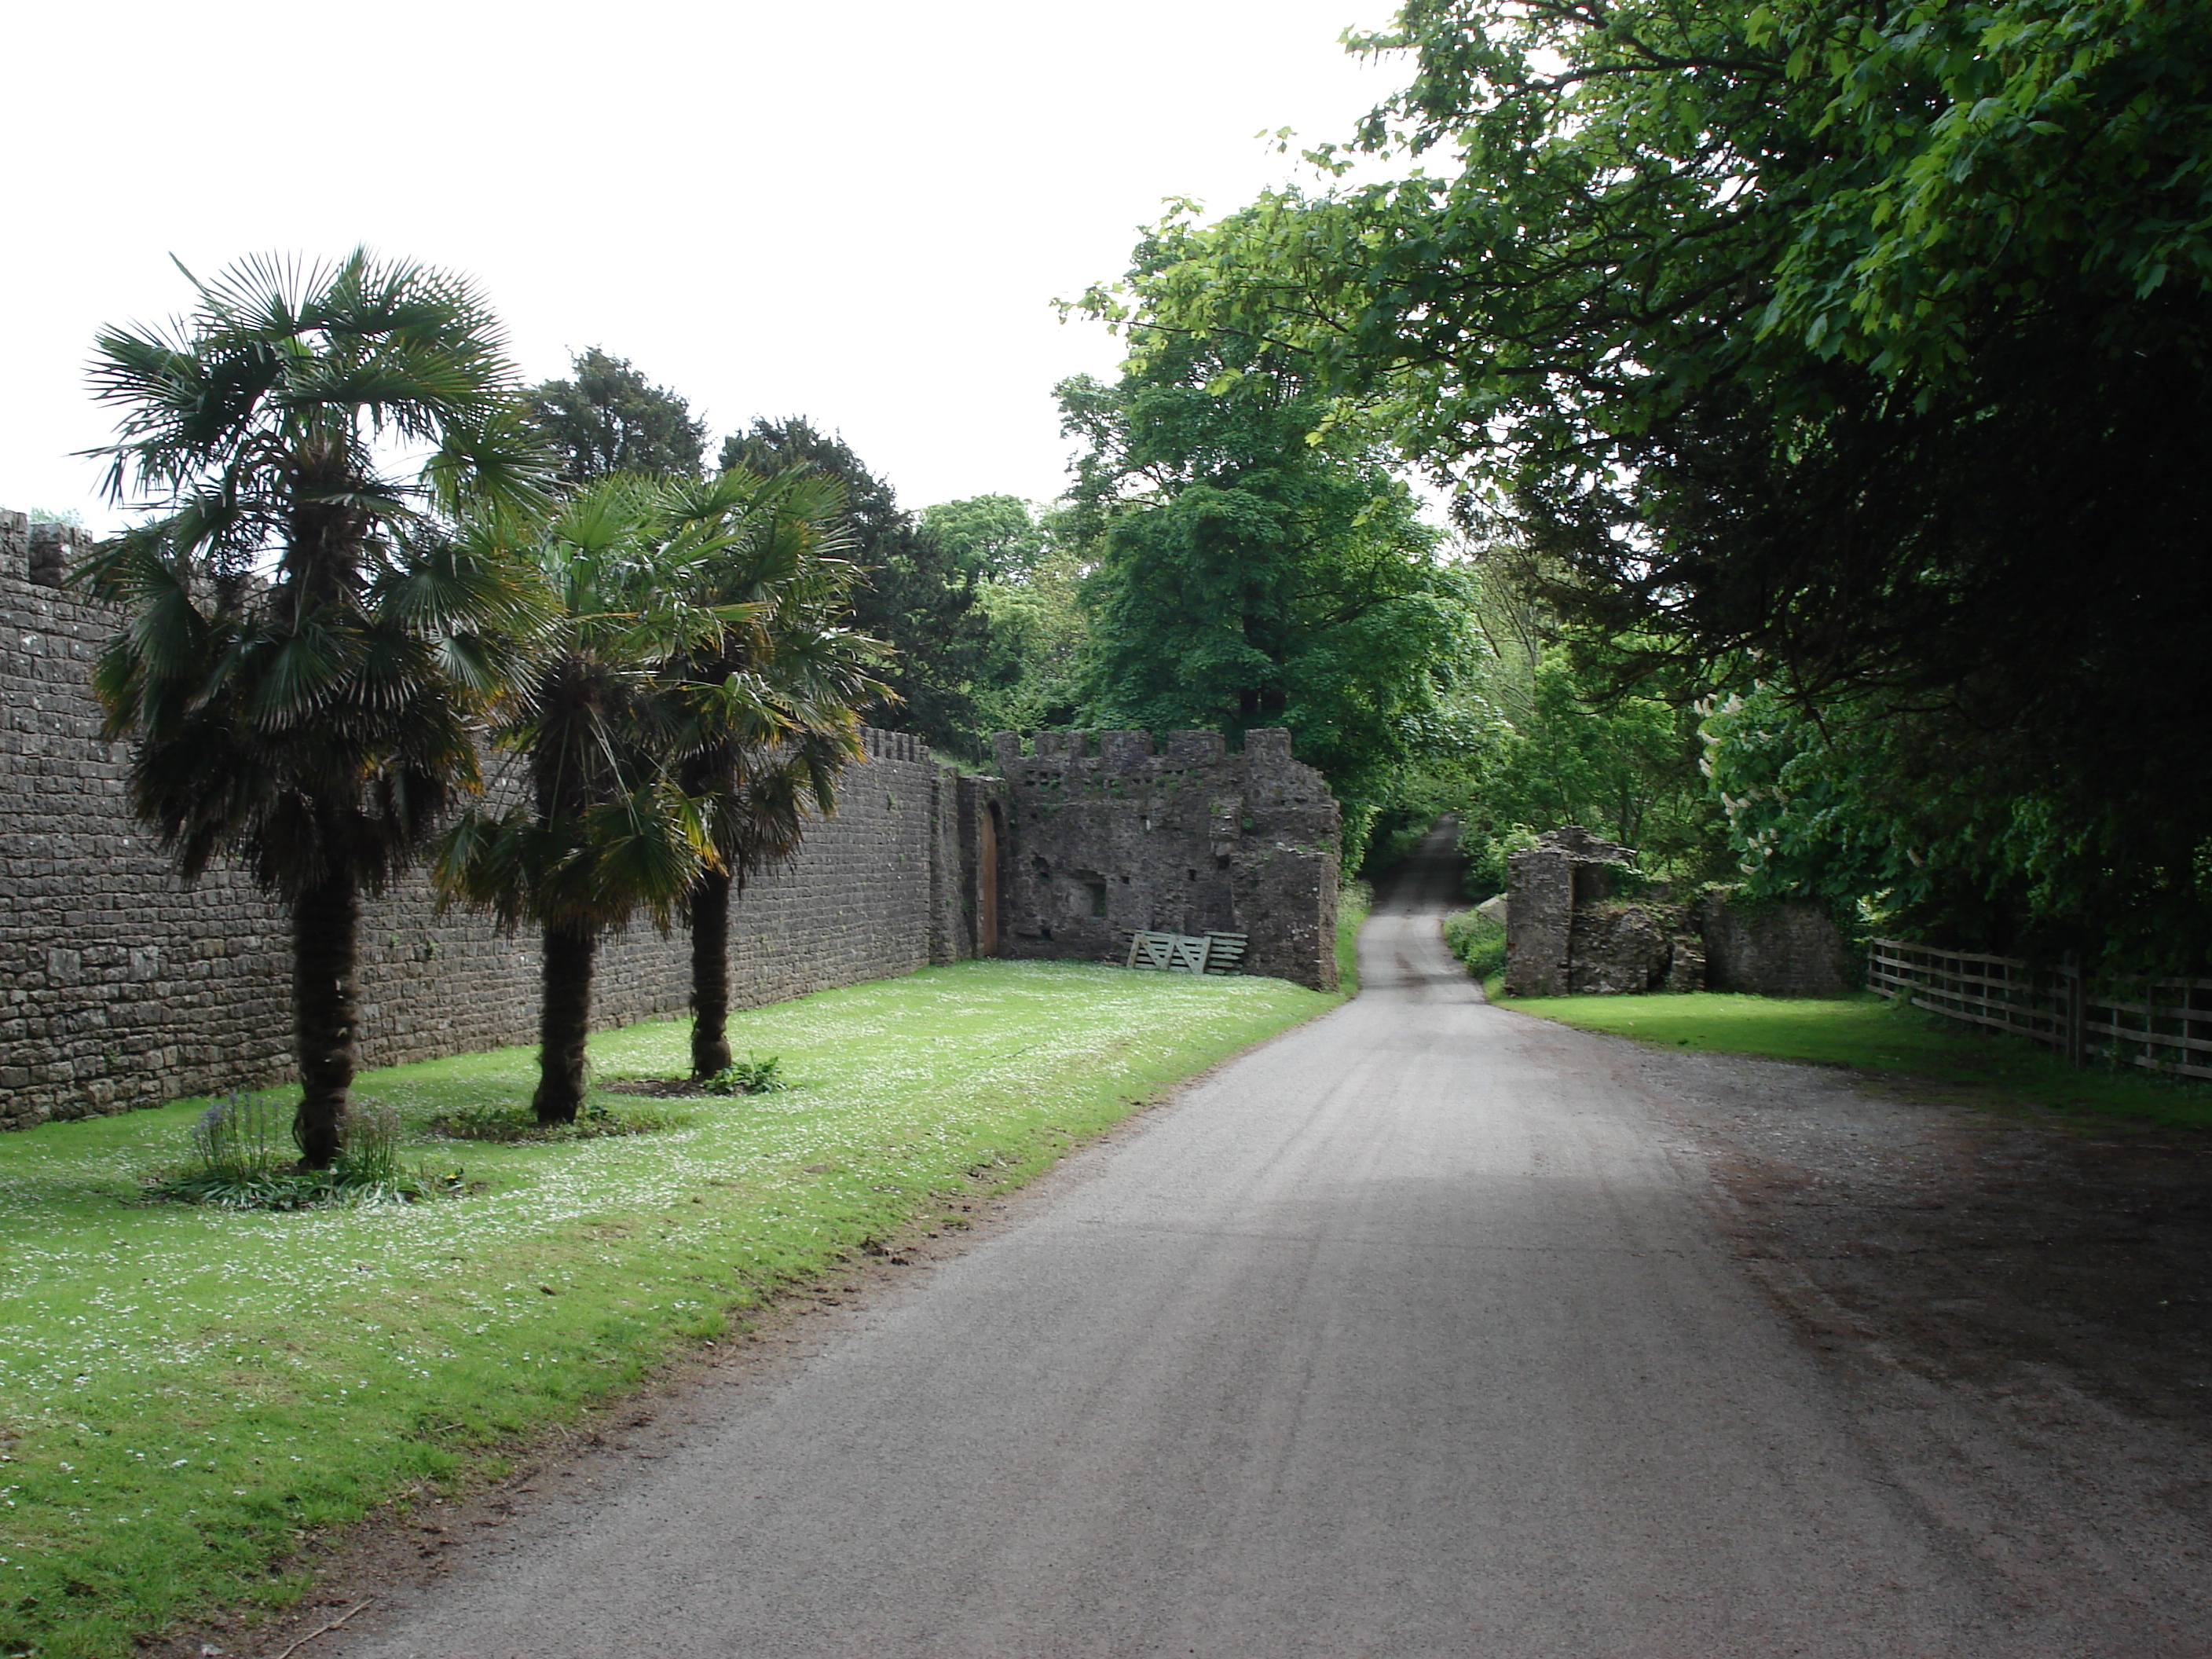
[523,347,708,485]
[82,250,547,1167]
[1456,646,1721,896]
[917,494,1050,581]
[1059,332,1468,860]
[658,470,888,1079]
[1082,0,2212,965]
[972,538,1091,734]
[1701,687,2212,974]
[435,481,722,1123]
[918,496,1090,735]
[721,419,995,756]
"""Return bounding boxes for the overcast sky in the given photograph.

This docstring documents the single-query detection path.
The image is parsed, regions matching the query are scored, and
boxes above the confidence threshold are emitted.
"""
[1,0,1409,530]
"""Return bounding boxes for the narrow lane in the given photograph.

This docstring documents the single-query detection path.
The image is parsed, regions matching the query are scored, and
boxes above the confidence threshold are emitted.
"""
[339,827,2034,1658]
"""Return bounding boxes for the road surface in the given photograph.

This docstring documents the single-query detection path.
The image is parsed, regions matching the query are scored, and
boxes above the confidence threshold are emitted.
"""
[335,828,2124,1658]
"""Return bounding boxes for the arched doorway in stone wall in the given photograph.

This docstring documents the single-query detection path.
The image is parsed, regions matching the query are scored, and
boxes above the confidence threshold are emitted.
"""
[977,802,1002,956]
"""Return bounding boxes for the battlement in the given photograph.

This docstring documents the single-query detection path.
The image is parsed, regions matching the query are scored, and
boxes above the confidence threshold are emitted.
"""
[987,727,1340,990]
[0,510,93,589]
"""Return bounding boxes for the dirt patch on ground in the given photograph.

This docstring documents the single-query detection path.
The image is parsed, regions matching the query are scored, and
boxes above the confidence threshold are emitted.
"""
[1662,1056,2212,1431]
[595,1077,714,1099]
[1630,1042,2212,1649]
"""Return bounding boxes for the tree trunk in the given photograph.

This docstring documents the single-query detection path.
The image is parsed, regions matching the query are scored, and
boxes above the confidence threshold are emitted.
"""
[534,921,597,1124]
[689,868,733,1080]
[291,873,361,1170]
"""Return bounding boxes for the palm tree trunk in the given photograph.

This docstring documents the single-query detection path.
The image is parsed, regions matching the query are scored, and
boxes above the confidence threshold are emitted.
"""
[688,869,733,1080]
[291,873,361,1170]
[534,921,597,1123]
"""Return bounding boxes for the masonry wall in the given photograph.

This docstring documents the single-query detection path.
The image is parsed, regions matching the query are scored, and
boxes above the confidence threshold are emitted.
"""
[988,727,1340,991]
[0,511,962,1130]
[1701,895,1857,998]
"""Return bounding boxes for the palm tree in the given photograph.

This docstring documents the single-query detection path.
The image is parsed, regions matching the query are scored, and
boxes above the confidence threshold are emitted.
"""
[657,468,888,1078]
[82,251,548,1167]
[434,482,723,1122]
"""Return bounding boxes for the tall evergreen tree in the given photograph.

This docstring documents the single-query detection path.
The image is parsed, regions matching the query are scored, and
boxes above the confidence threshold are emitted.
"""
[721,418,994,755]
[524,347,708,485]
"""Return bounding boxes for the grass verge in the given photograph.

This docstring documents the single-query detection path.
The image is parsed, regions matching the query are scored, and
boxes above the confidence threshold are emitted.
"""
[1336,880,1373,994]
[1485,983,2212,1130]
[0,958,1335,1658]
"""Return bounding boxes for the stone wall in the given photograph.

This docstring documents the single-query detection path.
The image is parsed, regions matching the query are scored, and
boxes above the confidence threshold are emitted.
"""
[0,511,972,1130]
[1503,822,1852,999]
[1701,895,1857,998]
[988,728,1340,991]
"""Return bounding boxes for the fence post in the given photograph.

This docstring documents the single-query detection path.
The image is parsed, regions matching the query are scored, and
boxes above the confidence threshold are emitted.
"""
[2062,954,2085,1068]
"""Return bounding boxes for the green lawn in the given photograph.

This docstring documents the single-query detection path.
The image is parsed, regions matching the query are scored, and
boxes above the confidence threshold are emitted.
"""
[0,958,1337,1659]
[1487,981,2212,1130]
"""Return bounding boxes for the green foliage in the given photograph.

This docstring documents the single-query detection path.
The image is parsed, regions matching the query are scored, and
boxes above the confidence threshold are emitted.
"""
[1336,879,1372,994]
[1057,333,1470,861]
[723,419,994,755]
[1441,910,1507,980]
[919,496,1093,736]
[427,1099,683,1141]
[1702,687,2212,973]
[185,1090,291,1181]
[150,1093,456,1208]
[435,478,717,943]
[917,493,1051,580]
[705,1053,787,1095]
[972,537,1091,734]
[1081,0,2212,969]
[80,247,551,1165]
[1459,644,1722,888]
[522,346,709,485]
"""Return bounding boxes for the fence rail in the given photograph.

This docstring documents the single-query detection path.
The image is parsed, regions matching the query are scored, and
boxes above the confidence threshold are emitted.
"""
[1868,939,2212,1081]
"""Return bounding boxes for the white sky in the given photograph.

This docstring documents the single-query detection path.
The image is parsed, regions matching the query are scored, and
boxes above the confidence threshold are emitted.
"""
[1,0,1410,530]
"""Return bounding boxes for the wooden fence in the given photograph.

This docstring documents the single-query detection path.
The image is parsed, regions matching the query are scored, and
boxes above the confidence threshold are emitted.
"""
[1867,939,2212,1081]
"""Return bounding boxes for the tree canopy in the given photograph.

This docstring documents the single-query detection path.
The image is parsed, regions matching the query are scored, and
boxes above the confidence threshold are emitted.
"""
[523,346,709,485]
[1059,331,1469,860]
[721,418,996,756]
[1079,0,2212,966]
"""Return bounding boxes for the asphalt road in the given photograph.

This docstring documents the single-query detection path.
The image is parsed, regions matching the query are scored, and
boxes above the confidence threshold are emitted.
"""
[337,829,2064,1658]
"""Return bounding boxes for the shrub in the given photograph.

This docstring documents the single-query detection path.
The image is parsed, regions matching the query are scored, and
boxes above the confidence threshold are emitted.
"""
[150,1091,460,1209]
[705,1054,787,1096]
[1443,910,1508,981]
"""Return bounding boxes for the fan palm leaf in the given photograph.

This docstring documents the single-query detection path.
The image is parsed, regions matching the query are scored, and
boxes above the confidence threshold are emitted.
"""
[80,250,549,1166]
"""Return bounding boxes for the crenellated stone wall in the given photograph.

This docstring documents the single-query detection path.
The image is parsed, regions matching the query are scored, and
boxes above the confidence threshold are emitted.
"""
[0,511,978,1130]
[988,727,1340,991]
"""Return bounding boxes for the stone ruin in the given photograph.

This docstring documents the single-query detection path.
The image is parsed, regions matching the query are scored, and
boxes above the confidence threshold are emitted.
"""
[988,728,1341,991]
[1501,826,1855,999]
[1504,828,1705,997]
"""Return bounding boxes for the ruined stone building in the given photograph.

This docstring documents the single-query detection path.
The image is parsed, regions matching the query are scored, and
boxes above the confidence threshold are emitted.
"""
[986,729,1341,991]
[1503,825,1854,998]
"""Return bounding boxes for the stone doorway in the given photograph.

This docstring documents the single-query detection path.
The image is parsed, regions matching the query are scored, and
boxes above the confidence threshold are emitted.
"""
[977,803,1001,955]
